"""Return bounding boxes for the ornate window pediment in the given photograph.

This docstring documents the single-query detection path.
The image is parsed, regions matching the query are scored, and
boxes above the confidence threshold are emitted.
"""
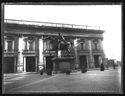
[43,36,58,51]
[78,39,86,50]
[4,36,14,51]
[24,36,35,51]
[43,39,53,51]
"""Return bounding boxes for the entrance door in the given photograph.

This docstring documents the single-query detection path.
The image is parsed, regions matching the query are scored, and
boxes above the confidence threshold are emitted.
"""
[46,56,53,70]
[4,57,15,73]
[79,55,87,68]
[26,56,36,72]
[94,55,100,68]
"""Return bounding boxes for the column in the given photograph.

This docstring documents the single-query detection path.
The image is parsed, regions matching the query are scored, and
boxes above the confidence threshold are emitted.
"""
[99,39,103,51]
[99,56,102,65]
[23,57,26,72]
[35,56,37,72]
[39,36,44,71]
[88,39,94,68]
[43,57,46,69]
[14,57,16,73]
[17,36,24,72]
[70,38,75,70]
[99,39,105,65]
[33,40,35,51]
[53,62,56,74]
[5,40,7,51]
[73,38,79,69]
[12,40,14,51]
[27,41,29,50]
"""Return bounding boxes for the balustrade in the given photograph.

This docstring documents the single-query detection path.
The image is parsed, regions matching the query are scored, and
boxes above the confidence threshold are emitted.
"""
[4,49,18,53]
[22,49,38,54]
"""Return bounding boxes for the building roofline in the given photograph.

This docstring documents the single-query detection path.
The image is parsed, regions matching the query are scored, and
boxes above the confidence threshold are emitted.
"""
[4,19,105,32]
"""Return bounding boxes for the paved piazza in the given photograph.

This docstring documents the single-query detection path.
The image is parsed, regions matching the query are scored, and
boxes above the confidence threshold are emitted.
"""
[3,67,122,94]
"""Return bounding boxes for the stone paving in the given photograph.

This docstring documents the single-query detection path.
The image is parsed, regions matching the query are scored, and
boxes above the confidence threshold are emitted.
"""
[2,67,122,94]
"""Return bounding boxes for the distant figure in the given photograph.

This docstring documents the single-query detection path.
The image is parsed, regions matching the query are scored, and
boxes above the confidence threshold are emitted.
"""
[100,63,104,71]
[39,66,44,75]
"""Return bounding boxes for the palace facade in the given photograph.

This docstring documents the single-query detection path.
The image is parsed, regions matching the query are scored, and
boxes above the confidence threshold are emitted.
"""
[3,19,105,73]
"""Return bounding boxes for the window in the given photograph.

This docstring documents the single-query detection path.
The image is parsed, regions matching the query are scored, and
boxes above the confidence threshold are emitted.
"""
[44,39,53,51]
[24,38,35,51]
[80,42,86,50]
[79,39,85,50]
[4,36,14,51]
[93,39,98,50]
[80,43,83,50]
[95,43,98,50]
[7,40,13,51]
[29,40,34,51]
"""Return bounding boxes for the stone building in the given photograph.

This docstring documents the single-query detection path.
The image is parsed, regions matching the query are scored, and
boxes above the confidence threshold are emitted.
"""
[3,19,105,73]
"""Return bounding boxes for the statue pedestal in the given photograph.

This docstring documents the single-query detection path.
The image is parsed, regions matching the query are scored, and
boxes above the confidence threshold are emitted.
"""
[52,57,74,73]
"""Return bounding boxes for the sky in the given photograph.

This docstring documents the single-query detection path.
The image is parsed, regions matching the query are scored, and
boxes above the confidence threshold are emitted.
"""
[4,4,122,61]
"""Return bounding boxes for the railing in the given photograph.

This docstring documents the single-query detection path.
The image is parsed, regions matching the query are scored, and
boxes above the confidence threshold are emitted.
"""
[4,19,101,30]
[92,48,102,52]
[4,50,18,53]
[4,49,38,54]
[61,51,74,57]
[77,49,89,52]
[22,50,37,53]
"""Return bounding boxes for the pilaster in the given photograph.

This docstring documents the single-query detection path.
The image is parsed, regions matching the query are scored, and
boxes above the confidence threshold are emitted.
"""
[38,36,44,71]
[99,39,103,51]
[73,38,79,69]
[99,55,102,65]
[99,39,105,64]
[12,40,14,50]
[4,40,7,50]
[23,57,26,72]
[88,39,94,68]
[17,36,24,72]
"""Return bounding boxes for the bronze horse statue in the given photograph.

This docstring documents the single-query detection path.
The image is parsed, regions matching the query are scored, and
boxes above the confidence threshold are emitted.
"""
[57,33,72,53]
[43,33,72,53]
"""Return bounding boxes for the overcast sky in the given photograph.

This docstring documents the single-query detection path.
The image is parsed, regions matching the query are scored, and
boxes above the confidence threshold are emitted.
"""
[4,4,122,61]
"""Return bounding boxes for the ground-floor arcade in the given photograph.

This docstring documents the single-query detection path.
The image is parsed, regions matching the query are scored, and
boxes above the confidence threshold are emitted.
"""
[3,56,17,73]
[3,51,105,73]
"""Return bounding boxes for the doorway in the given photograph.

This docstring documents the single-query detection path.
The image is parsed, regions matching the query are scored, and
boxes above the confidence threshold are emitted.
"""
[26,56,36,72]
[94,55,100,68]
[4,57,15,73]
[79,55,87,68]
[46,56,54,70]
